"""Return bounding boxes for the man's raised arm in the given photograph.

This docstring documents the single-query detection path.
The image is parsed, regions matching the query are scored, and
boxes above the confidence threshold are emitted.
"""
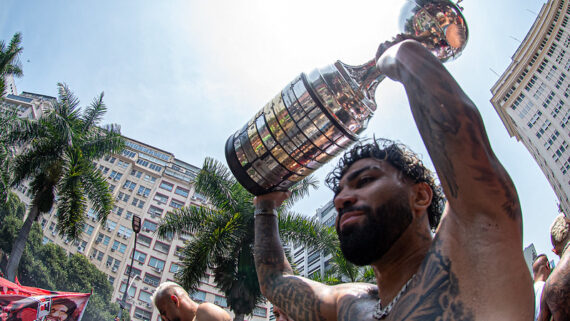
[254,193,351,321]
[377,40,521,230]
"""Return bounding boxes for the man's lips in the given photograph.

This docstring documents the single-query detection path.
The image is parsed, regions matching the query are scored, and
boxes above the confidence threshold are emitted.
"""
[339,211,364,229]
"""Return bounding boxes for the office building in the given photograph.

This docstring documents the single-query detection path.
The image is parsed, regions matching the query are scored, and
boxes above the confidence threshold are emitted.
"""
[490,0,570,217]
[291,202,336,279]
[3,92,270,321]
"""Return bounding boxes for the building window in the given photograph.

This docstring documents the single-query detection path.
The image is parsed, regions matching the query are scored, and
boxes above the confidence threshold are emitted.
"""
[191,290,206,302]
[175,187,190,198]
[138,291,152,304]
[148,257,165,271]
[170,263,181,273]
[134,308,152,321]
[117,192,130,203]
[133,250,147,264]
[253,307,267,317]
[131,197,145,209]
[148,205,164,218]
[109,171,123,181]
[143,273,161,287]
[123,180,136,191]
[137,186,151,198]
[118,225,133,238]
[117,160,129,169]
[214,295,228,308]
[153,241,170,254]
[130,169,143,178]
[137,234,152,247]
[153,193,168,205]
[112,240,127,253]
[122,149,136,158]
[106,220,117,231]
[170,199,184,209]
[159,181,174,191]
[143,174,157,183]
[142,220,158,232]
[125,265,142,278]
[84,224,94,235]
[119,283,136,297]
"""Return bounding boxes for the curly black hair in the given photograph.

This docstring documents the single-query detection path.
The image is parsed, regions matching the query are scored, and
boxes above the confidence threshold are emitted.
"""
[325,138,445,231]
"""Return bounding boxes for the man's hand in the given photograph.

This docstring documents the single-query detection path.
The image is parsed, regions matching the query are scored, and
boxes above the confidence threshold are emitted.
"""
[254,191,291,210]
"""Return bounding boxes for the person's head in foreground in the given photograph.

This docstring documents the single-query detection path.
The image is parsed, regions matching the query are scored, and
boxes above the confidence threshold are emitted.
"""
[532,254,551,282]
[550,214,570,258]
[326,138,444,265]
[151,281,230,321]
[46,298,76,321]
[151,281,196,321]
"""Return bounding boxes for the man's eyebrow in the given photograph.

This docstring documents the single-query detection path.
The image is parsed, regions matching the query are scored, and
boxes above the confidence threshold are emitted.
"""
[345,165,383,183]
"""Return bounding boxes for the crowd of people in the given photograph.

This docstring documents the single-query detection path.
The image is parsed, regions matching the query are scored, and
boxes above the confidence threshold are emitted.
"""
[150,39,570,321]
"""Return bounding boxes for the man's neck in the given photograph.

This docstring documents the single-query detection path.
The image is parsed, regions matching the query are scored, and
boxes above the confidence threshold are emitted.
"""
[371,220,432,303]
[182,300,199,321]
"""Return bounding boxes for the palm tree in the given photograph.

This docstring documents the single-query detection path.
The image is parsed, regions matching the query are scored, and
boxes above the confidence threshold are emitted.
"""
[0,107,19,202]
[0,32,24,96]
[3,83,125,281]
[158,157,338,321]
[309,247,375,285]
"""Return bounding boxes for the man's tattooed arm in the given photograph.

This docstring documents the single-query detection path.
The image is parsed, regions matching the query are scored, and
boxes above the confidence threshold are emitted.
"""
[378,40,521,227]
[254,199,341,321]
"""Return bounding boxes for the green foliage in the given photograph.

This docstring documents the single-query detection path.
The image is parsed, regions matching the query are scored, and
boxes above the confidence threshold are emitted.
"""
[308,246,376,285]
[0,209,128,321]
[0,32,24,97]
[4,83,125,280]
[158,157,334,320]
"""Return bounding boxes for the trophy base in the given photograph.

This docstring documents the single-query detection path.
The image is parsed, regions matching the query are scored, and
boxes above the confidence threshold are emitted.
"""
[225,136,268,196]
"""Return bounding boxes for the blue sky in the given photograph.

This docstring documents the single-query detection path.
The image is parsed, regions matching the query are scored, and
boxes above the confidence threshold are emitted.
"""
[1,0,559,263]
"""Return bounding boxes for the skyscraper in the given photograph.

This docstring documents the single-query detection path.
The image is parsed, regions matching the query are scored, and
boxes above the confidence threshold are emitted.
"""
[491,0,570,217]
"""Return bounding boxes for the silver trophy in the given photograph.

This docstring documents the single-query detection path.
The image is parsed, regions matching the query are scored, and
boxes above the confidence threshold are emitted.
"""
[225,0,468,195]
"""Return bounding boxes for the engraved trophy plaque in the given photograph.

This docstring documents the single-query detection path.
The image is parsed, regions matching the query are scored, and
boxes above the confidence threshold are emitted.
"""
[225,0,468,195]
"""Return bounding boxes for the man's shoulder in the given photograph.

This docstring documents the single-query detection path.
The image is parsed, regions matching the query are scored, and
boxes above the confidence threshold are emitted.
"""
[196,302,231,321]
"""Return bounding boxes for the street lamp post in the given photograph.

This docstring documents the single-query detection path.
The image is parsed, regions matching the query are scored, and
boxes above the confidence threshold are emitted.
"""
[118,215,142,320]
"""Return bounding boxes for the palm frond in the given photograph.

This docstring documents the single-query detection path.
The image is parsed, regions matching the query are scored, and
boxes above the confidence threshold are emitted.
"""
[79,158,113,224]
[195,157,240,211]
[157,205,225,238]
[81,92,106,132]
[284,175,319,209]
[54,149,88,240]
[278,211,338,254]
[79,130,125,160]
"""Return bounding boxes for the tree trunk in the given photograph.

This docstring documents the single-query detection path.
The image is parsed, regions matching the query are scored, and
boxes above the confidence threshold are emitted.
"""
[5,204,39,281]
[233,313,245,321]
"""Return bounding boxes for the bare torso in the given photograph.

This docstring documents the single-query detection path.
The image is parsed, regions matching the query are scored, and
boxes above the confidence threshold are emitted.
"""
[542,250,570,321]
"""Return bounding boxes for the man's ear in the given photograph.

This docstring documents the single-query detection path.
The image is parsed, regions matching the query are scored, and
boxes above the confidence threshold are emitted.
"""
[411,182,432,215]
[170,294,179,307]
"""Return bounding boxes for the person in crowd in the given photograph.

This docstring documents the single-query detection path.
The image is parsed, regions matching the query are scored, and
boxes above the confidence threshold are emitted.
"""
[151,281,231,321]
[273,305,294,321]
[253,38,533,320]
[538,214,570,321]
[532,254,551,321]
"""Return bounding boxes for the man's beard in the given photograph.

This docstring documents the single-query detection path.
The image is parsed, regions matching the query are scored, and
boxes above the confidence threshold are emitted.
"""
[336,194,413,266]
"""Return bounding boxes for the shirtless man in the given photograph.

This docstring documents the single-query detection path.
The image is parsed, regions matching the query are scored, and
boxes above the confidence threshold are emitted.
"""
[532,255,551,321]
[538,214,570,321]
[253,39,533,320]
[151,281,231,321]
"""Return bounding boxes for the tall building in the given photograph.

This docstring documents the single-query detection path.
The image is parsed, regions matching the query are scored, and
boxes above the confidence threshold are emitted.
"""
[291,202,336,279]
[490,0,570,217]
[2,74,18,96]
[3,92,270,321]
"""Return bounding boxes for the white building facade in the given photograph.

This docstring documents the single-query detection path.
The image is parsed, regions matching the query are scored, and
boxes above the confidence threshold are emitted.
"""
[3,92,270,321]
[490,0,570,217]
